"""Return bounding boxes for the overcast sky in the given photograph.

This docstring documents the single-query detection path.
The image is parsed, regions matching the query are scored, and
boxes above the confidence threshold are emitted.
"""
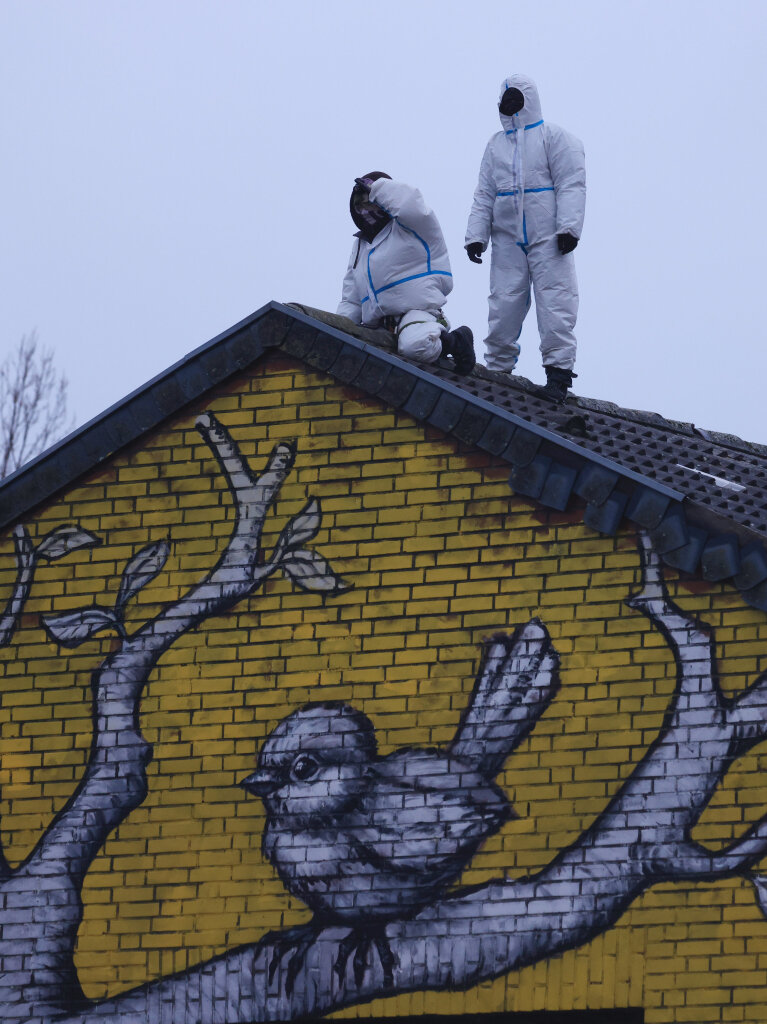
[2,0,766,446]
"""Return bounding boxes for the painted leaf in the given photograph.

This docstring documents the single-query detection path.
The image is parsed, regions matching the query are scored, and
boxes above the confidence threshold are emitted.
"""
[285,498,321,548]
[36,525,101,562]
[116,540,170,612]
[42,607,120,648]
[751,875,767,919]
[281,548,351,593]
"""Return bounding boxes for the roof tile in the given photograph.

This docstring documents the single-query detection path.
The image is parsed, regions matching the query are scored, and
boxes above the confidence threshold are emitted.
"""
[305,334,343,371]
[428,393,466,433]
[573,464,619,506]
[626,488,672,529]
[584,491,628,536]
[453,407,491,446]
[510,455,553,500]
[733,542,767,591]
[661,526,707,575]
[504,429,541,467]
[377,365,415,408]
[355,355,391,395]
[328,346,368,385]
[540,463,578,512]
[701,534,741,581]
[648,504,689,554]
[403,380,441,421]
[280,320,318,360]
[476,418,516,457]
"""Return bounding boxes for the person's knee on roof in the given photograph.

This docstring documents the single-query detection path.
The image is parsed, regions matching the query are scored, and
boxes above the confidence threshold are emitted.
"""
[336,173,475,376]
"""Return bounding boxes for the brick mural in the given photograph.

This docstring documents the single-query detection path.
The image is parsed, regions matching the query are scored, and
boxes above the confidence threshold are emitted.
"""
[2,356,767,1023]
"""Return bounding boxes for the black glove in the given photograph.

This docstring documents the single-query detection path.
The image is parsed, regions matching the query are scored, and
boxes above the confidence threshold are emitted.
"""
[466,242,484,264]
[557,233,578,255]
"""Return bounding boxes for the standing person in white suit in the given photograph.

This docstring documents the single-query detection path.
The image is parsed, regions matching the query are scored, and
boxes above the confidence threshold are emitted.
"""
[465,74,586,403]
[338,172,476,376]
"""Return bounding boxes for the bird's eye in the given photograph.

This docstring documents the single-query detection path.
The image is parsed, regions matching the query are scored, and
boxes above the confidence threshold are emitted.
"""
[291,755,318,782]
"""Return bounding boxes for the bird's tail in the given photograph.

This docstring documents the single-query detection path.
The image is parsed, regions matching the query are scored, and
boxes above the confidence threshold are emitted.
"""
[448,618,560,779]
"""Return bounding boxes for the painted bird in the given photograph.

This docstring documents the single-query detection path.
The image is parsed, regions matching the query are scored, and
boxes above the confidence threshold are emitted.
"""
[240,620,558,990]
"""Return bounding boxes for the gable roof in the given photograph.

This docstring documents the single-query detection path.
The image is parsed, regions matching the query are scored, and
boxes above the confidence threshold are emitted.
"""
[2,301,767,611]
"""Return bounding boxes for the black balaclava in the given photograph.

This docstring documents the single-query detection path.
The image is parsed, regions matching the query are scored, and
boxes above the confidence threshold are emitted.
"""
[499,87,524,116]
[350,171,392,242]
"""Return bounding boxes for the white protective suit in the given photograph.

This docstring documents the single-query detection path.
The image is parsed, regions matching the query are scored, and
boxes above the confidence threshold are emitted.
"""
[466,74,586,372]
[337,178,453,362]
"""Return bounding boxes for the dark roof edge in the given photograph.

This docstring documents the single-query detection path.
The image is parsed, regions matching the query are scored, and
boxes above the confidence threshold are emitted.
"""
[0,300,283,496]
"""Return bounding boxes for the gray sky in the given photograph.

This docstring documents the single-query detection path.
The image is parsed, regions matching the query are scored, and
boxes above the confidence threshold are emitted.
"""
[2,0,766,444]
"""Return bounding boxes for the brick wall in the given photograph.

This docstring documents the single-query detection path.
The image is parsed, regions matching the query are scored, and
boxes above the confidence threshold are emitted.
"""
[1,354,766,1022]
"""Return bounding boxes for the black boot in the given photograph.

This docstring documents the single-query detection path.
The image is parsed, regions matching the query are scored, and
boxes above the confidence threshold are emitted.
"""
[440,326,476,376]
[538,366,576,404]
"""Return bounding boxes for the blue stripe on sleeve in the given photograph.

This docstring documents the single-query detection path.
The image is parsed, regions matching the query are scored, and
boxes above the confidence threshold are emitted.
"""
[374,270,452,296]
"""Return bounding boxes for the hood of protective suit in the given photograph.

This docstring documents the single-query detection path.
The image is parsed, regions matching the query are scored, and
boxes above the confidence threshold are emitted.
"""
[498,73,543,132]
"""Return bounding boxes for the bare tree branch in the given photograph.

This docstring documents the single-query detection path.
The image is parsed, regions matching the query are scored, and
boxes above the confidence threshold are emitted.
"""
[0,331,73,478]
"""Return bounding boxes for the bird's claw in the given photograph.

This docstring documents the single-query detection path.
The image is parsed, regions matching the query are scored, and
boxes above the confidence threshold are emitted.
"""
[334,926,396,988]
[261,921,320,996]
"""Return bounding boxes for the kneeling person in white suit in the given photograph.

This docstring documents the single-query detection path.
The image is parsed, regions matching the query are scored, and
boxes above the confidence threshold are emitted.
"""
[337,173,475,376]
[466,75,586,403]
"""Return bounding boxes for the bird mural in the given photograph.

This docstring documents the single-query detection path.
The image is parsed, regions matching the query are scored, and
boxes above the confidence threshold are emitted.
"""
[240,620,560,992]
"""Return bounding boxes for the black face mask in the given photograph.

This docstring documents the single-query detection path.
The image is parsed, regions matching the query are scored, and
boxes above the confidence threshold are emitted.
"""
[350,174,392,242]
[499,87,524,116]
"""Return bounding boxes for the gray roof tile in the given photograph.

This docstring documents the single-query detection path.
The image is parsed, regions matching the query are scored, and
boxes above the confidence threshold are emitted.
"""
[584,491,629,536]
[661,526,708,575]
[540,463,578,512]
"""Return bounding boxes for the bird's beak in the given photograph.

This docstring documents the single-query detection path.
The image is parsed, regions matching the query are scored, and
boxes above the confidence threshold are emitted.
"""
[239,769,280,797]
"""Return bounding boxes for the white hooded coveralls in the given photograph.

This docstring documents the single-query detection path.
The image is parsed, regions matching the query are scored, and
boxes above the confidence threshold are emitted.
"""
[466,74,585,372]
[337,178,453,363]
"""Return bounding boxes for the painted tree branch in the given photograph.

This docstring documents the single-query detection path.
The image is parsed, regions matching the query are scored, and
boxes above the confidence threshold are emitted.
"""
[0,523,100,648]
[26,416,301,879]
[51,531,767,1024]
[0,524,34,645]
[0,413,348,1023]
